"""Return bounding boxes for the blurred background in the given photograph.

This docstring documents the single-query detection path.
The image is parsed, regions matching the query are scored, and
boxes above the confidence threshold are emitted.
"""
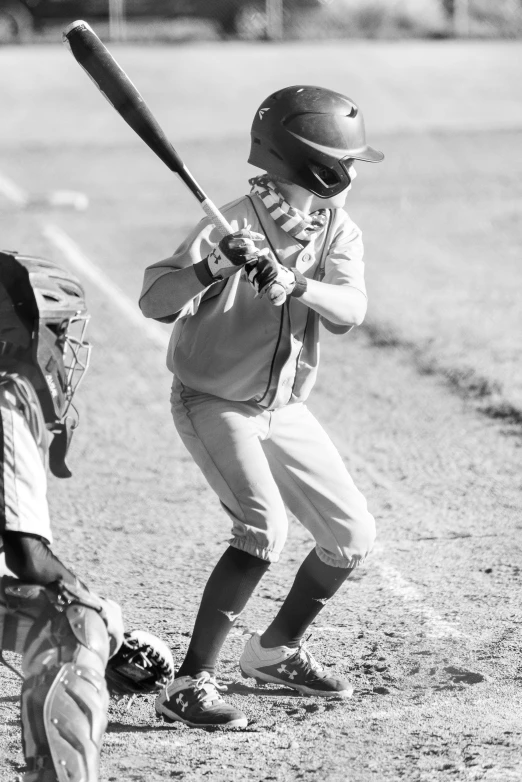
[1,0,521,43]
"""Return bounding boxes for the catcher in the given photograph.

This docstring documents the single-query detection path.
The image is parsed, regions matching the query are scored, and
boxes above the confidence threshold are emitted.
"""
[0,250,173,782]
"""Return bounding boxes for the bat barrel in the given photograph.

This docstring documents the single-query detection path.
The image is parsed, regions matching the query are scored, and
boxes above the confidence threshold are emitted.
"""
[62,20,207,202]
[62,21,287,306]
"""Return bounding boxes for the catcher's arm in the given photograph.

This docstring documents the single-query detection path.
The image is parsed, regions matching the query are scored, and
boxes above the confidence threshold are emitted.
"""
[105,630,175,696]
[2,532,85,586]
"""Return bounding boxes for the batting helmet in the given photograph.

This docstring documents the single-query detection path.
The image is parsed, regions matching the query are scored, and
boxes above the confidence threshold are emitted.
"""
[248,85,384,198]
[0,250,91,424]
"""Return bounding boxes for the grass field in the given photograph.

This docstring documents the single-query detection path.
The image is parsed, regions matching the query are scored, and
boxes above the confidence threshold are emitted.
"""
[1,39,521,782]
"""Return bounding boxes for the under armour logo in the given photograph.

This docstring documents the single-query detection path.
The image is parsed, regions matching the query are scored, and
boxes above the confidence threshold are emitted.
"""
[258,108,270,120]
[277,663,297,680]
[218,609,241,622]
[176,694,188,712]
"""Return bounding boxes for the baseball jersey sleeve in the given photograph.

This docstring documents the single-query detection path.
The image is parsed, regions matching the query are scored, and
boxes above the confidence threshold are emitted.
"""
[140,197,249,323]
[322,212,367,298]
[139,219,217,322]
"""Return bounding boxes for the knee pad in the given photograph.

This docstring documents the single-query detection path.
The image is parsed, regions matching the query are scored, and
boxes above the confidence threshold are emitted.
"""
[20,586,110,782]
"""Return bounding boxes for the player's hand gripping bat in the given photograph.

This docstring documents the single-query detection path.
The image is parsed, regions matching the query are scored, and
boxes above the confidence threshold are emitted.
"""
[62,20,286,306]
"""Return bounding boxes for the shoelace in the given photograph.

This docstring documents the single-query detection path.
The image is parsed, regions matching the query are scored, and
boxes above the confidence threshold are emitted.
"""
[293,641,325,678]
[193,674,228,705]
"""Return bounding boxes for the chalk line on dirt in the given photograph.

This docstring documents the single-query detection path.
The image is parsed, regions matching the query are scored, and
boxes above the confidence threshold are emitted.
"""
[375,561,466,639]
[42,224,169,351]
[0,171,27,205]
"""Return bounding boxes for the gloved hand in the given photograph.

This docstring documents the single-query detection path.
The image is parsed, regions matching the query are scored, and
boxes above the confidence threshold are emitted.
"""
[205,228,267,281]
[246,255,297,298]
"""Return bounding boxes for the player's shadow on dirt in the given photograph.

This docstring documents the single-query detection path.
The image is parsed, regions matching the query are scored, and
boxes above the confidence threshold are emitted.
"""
[107,723,178,733]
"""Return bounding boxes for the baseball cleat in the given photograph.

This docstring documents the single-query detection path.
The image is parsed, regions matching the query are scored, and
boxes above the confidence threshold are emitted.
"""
[239,632,353,698]
[155,672,248,729]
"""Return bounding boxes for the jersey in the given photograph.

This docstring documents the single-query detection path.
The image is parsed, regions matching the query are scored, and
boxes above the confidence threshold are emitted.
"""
[140,194,367,410]
[0,374,52,579]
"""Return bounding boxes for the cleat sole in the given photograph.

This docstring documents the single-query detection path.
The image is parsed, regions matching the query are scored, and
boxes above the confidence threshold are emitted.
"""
[155,707,247,730]
[239,665,353,698]
[240,667,267,687]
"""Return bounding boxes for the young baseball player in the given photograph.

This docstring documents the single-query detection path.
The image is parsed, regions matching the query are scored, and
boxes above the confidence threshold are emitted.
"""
[0,251,173,781]
[141,86,383,729]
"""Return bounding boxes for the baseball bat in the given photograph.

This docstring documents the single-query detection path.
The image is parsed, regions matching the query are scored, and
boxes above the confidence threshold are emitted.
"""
[62,20,286,306]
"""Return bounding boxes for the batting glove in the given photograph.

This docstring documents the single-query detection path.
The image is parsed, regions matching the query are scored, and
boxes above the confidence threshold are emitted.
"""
[195,228,267,287]
[247,256,308,301]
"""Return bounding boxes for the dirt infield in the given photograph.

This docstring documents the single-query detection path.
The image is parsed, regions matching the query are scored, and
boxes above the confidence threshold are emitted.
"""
[0,40,521,781]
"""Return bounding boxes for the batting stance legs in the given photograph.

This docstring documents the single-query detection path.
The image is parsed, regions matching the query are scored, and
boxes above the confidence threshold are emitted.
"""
[171,382,375,567]
[155,384,376,728]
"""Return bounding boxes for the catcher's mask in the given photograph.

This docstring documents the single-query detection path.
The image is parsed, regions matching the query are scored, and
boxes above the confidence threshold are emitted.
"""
[248,85,384,198]
[0,250,91,477]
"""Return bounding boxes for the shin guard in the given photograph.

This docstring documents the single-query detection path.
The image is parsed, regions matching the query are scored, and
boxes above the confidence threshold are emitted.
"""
[11,582,110,782]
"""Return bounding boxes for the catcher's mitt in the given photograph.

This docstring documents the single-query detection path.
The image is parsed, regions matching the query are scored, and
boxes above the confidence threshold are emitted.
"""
[105,630,175,696]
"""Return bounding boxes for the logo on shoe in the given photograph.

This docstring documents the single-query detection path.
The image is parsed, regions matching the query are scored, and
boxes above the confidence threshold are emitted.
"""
[277,663,297,680]
[176,693,188,712]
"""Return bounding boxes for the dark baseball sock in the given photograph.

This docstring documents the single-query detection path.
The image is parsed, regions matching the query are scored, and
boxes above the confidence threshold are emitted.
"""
[176,546,270,679]
[260,548,354,649]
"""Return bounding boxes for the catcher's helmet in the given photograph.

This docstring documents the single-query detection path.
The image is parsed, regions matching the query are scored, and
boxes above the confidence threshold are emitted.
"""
[248,85,384,198]
[0,250,91,424]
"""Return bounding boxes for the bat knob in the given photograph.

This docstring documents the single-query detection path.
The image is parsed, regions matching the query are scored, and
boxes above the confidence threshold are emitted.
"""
[267,283,287,307]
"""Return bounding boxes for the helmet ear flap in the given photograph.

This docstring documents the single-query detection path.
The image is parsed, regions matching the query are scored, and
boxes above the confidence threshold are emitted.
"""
[308,161,343,191]
[307,159,354,197]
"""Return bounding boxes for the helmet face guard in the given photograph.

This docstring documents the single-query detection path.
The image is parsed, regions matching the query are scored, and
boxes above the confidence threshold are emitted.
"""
[37,313,91,422]
[249,85,384,198]
[63,314,91,411]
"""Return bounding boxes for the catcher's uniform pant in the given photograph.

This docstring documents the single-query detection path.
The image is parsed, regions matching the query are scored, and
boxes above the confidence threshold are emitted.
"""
[0,577,110,782]
[171,380,376,568]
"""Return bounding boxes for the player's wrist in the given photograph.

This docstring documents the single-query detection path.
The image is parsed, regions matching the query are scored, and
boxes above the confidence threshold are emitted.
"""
[194,258,216,287]
[203,247,239,281]
[289,268,308,298]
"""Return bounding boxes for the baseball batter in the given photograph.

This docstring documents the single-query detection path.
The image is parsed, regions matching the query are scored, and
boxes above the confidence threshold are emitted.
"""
[0,251,172,781]
[140,86,384,729]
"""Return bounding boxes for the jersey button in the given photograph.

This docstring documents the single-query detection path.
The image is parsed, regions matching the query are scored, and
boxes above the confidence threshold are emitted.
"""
[302,253,311,262]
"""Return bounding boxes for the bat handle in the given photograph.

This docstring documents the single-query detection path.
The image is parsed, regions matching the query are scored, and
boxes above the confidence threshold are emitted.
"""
[200,197,287,307]
[201,198,233,237]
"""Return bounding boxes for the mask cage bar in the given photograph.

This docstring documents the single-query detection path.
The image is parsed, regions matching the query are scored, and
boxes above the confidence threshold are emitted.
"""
[61,313,91,418]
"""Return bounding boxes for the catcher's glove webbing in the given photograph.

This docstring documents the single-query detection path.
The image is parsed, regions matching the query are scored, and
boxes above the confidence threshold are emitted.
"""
[105,630,175,696]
